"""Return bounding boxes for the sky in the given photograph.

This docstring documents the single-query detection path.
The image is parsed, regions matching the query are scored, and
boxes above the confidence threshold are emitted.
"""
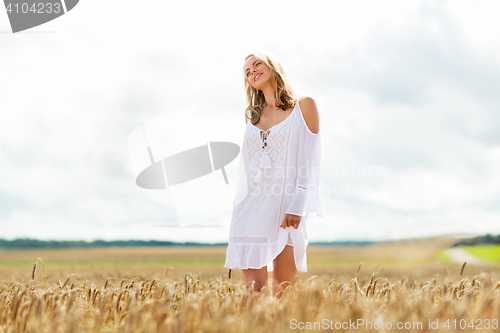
[1,0,499,243]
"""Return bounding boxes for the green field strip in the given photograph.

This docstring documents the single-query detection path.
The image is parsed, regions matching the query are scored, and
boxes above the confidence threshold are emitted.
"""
[462,245,500,263]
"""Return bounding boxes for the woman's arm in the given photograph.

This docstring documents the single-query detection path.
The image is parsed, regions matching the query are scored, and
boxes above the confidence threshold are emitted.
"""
[299,97,320,134]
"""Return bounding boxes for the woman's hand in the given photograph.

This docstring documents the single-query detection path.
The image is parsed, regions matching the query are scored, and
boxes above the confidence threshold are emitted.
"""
[281,213,302,229]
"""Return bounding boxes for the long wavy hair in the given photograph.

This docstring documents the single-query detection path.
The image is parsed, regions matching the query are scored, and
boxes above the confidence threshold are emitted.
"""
[243,52,300,125]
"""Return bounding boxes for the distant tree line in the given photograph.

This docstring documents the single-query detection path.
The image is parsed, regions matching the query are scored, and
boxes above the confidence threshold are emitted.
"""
[452,233,500,247]
[0,238,227,250]
[0,238,375,250]
[3,234,498,250]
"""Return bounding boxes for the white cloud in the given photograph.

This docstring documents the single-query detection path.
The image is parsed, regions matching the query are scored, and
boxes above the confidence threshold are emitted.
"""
[1,0,500,242]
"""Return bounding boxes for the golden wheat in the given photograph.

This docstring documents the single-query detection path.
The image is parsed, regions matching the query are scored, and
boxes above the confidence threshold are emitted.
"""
[1,263,500,332]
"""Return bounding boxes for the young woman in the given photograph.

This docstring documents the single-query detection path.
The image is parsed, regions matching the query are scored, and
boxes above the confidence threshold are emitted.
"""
[224,52,323,298]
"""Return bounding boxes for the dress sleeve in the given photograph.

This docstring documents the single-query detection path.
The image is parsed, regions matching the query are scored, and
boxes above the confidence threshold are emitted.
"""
[285,107,323,219]
[233,128,250,207]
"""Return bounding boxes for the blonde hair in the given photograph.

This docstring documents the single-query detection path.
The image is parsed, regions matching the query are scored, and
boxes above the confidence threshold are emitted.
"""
[243,52,300,125]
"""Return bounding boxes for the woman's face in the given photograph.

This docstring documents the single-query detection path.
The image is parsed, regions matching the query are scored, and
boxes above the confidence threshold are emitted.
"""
[244,56,270,90]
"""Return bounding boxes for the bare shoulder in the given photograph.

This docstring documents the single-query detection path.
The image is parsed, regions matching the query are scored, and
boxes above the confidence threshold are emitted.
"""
[297,96,320,134]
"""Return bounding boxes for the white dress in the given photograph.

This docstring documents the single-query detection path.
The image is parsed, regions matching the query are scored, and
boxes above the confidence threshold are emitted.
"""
[224,97,323,272]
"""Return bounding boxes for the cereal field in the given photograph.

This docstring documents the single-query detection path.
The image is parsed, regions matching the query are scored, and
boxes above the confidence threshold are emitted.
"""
[1,236,499,332]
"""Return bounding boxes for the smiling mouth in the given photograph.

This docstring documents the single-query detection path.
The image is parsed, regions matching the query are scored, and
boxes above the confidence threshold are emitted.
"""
[254,73,262,81]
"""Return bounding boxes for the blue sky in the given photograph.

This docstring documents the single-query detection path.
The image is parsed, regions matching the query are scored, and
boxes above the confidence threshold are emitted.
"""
[1,0,499,242]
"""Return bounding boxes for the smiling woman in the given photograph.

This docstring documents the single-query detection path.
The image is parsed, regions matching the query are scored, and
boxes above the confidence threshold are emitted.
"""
[224,52,323,298]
